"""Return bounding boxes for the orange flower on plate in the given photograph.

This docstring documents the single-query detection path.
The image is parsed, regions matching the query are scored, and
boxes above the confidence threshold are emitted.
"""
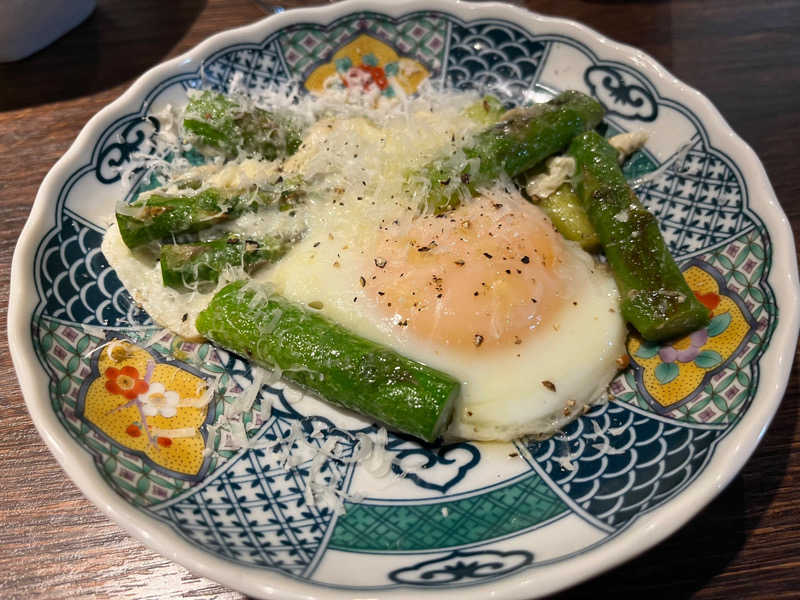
[104,365,148,400]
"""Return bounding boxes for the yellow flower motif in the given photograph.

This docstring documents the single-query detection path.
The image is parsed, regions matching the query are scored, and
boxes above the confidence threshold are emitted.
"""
[83,339,210,476]
[627,265,751,409]
[305,34,429,97]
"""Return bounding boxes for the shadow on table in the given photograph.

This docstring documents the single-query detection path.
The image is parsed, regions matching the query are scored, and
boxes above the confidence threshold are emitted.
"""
[552,376,799,599]
[0,0,206,111]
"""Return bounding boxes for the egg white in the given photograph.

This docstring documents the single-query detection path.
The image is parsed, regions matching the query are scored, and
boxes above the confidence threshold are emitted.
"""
[104,89,627,441]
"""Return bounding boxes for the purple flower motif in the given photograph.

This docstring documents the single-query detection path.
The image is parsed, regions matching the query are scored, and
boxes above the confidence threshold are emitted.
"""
[658,329,708,363]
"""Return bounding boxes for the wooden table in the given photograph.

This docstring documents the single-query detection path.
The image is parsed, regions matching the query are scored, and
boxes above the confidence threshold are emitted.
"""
[1,1,798,598]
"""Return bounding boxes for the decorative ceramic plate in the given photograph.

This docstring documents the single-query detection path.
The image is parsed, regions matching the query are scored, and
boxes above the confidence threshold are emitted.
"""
[10,1,799,598]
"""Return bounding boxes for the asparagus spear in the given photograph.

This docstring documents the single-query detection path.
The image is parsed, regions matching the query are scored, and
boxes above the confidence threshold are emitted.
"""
[417,90,605,214]
[116,182,303,249]
[568,131,710,341]
[116,188,246,249]
[183,91,302,160]
[160,234,296,290]
[464,95,505,125]
[538,183,600,252]
[196,281,460,442]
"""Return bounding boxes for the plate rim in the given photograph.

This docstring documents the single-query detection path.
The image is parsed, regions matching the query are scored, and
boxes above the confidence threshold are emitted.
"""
[8,1,800,598]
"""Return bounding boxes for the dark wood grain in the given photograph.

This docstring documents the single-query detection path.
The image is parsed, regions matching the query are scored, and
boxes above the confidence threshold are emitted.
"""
[1,1,798,598]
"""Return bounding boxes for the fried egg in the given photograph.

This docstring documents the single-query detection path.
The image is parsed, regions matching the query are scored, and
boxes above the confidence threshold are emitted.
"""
[104,90,627,441]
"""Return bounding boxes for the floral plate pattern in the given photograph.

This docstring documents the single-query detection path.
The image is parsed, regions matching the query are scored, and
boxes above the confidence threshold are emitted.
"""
[9,1,799,599]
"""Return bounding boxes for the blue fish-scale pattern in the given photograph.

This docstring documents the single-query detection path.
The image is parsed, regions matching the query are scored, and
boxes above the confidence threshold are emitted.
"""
[523,402,725,529]
[638,138,750,257]
[39,214,151,327]
[445,22,546,97]
[154,414,355,573]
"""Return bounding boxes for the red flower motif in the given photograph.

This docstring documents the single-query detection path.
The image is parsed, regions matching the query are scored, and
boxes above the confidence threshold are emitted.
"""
[105,366,148,399]
[357,64,388,90]
[694,291,720,312]
[341,64,389,91]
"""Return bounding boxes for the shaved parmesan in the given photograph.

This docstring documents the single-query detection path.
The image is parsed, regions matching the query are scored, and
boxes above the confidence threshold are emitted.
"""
[608,130,649,163]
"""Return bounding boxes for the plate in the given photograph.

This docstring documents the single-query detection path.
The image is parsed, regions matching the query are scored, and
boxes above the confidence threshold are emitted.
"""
[9,1,799,598]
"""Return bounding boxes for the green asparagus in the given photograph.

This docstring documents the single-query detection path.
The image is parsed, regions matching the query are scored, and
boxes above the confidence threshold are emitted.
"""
[196,281,460,442]
[116,182,303,249]
[160,234,296,290]
[538,183,600,252]
[464,95,505,125]
[568,131,710,341]
[183,91,302,160]
[117,188,248,249]
[416,90,605,214]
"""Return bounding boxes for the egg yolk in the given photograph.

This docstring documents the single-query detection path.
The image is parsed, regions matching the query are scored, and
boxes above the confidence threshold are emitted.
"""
[365,192,572,352]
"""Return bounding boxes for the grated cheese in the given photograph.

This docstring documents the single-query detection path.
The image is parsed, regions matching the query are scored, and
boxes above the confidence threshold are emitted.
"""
[525,156,576,199]
[81,324,107,338]
[608,130,649,164]
[148,426,198,438]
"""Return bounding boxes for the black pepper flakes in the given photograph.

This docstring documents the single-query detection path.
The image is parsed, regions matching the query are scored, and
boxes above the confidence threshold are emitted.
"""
[359,276,366,287]
[542,380,556,392]
[181,313,188,322]
[374,257,387,268]
[473,334,484,347]
[521,255,530,264]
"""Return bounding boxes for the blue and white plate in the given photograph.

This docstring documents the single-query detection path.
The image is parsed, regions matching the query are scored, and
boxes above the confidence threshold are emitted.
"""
[9,1,799,598]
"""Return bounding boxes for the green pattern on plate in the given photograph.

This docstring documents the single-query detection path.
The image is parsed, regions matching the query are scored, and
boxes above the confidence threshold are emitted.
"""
[328,473,566,551]
[280,14,447,78]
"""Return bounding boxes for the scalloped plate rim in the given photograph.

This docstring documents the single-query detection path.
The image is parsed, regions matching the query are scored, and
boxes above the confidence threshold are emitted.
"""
[8,1,800,598]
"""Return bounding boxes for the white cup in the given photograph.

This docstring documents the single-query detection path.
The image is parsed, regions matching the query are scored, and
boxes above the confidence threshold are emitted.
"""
[0,0,96,62]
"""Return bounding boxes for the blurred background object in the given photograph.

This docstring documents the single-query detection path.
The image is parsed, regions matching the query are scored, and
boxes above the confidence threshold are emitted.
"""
[0,0,206,110]
[0,0,96,62]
